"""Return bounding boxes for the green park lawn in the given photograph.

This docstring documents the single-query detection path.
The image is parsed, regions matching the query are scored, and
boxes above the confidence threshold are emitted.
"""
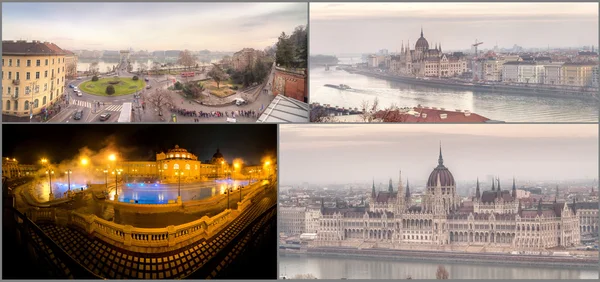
[79,77,146,96]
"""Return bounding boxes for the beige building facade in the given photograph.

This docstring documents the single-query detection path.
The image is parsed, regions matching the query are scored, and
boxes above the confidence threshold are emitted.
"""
[2,40,67,117]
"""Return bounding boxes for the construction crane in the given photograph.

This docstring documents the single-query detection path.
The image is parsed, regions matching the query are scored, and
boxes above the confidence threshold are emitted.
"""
[472,39,484,58]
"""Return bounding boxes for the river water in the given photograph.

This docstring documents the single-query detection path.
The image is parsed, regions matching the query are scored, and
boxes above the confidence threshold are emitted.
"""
[279,253,599,280]
[310,59,598,122]
[77,59,219,73]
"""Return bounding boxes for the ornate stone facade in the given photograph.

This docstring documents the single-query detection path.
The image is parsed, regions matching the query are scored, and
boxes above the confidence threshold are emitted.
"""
[315,146,581,251]
[390,28,467,78]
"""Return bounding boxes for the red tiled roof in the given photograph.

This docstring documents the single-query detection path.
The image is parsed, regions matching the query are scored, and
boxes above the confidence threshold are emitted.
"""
[2,40,67,56]
[375,107,491,123]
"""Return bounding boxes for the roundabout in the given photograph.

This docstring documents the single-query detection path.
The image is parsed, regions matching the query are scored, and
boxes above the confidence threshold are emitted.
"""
[78,76,146,96]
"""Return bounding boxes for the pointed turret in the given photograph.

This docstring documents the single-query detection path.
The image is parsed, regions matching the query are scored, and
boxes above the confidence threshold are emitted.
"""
[518,200,522,214]
[405,179,411,199]
[420,26,424,38]
[397,170,404,197]
[512,177,517,198]
[497,177,502,197]
[388,178,393,193]
[475,177,481,199]
[572,198,577,214]
[371,178,376,198]
[439,43,442,53]
[438,141,444,166]
[320,197,325,212]
[537,199,542,215]
[491,179,495,191]
[555,185,559,203]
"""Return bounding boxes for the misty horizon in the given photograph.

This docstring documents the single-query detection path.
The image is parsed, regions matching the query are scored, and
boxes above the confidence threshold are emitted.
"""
[2,2,307,51]
[280,124,598,185]
[310,2,598,55]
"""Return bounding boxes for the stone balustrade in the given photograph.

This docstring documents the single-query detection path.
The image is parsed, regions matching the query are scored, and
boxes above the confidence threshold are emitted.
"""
[23,177,269,252]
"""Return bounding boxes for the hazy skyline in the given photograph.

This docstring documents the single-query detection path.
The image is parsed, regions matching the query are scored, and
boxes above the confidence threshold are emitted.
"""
[280,124,598,185]
[2,2,307,51]
[310,2,599,55]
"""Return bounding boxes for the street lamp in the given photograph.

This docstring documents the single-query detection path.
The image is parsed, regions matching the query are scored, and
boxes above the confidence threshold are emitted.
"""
[65,169,72,194]
[103,169,108,193]
[113,169,122,201]
[45,169,54,200]
[220,161,225,179]
[175,170,182,204]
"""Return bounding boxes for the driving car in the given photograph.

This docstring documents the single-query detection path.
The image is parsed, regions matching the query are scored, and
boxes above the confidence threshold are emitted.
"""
[75,90,83,97]
[146,85,152,89]
[73,110,83,120]
[99,113,111,121]
[69,84,75,88]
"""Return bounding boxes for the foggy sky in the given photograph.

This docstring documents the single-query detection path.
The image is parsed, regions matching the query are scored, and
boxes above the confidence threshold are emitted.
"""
[310,3,599,55]
[280,124,598,185]
[2,2,307,51]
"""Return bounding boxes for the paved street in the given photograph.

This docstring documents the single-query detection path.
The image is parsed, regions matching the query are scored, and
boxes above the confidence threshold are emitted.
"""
[47,63,275,123]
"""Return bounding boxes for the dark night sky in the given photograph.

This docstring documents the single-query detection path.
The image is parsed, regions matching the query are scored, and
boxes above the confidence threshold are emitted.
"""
[2,124,277,165]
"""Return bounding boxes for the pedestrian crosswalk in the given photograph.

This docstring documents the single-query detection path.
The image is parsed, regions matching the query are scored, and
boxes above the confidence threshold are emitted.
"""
[70,99,123,112]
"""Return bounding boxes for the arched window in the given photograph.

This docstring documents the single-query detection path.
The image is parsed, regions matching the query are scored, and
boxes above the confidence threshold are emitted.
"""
[176,154,180,158]
[174,164,179,170]
[13,100,18,111]
[169,154,174,158]
[163,163,168,169]
[24,101,29,110]
[6,100,10,110]
[34,99,39,108]
[50,93,53,101]
[185,164,190,170]
[43,96,47,105]
[195,164,198,170]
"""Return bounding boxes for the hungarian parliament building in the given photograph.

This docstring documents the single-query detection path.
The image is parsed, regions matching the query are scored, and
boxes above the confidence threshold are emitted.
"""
[315,147,581,251]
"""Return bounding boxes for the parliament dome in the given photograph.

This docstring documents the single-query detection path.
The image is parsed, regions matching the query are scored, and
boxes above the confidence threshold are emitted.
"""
[426,146,455,187]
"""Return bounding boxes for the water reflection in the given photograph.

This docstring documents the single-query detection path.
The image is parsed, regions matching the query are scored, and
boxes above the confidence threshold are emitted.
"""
[116,179,250,204]
[280,254,599,279]
[310,61,599,122]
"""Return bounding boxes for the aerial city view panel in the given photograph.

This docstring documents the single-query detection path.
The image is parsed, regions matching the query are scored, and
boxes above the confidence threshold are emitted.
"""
[1,2,309,123]
[2,124,278,279]
[279,124,599,279]
[309,2,599,123]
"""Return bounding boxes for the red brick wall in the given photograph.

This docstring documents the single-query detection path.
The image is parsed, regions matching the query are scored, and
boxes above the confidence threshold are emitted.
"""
[272,69,307,103]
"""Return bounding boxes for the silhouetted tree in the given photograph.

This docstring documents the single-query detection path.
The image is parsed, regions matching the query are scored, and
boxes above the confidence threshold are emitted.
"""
[436,265,449,280]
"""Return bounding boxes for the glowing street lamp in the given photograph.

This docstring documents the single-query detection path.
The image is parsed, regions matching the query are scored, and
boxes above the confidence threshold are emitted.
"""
[108,154,117,162]
[65,169,72,193]
[80,158,89,166]
[103,169,108,192]
[175,170,182,204]
[113,169,122,201]
[45,169,54,200]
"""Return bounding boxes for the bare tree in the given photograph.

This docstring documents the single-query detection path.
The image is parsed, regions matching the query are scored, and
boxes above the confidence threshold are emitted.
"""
[359,97,381,122]
[310,107,336,123]
[66,62,78,78]
[178,50,197,70]
[89,61,100,76]
[137,62,148,75]
[208,64,227,89]
[106,66,111,73]
[436,265,449,280]
[151,62,161,74]
[147,88,174,115]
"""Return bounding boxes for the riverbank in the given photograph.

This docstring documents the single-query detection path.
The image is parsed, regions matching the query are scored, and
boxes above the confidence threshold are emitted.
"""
[280,247,598,270]
[345,68,599,101]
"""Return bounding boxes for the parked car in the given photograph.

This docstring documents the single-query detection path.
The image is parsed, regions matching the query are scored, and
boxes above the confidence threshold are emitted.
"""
[234,98,247,106]
[144,78,150,82]
[99,113,111,121]
[73,110,83,120]
[69,84,75,88]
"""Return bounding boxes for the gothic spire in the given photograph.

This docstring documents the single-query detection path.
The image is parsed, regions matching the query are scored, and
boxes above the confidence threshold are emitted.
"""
[475,177,481,199]
[555,185,559,203]
[438,141,444,166]
[398,170,404,196]
[497,177,501,191]
[537,199,542,215]
[372,177,376,198]
[491,178,495,191]
[405,179,411,199]
[512,177,517,198]
[388,178,393,193]
[420,26,423,38]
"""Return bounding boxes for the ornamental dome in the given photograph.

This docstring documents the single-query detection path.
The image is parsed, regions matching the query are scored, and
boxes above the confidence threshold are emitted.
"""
[212,148,224,159]
[426,146,455,187]
[415,28,429,51]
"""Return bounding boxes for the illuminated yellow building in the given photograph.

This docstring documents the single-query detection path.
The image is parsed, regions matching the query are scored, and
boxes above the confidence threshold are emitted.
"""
[2,40,67,117]
[120,145,219,183]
